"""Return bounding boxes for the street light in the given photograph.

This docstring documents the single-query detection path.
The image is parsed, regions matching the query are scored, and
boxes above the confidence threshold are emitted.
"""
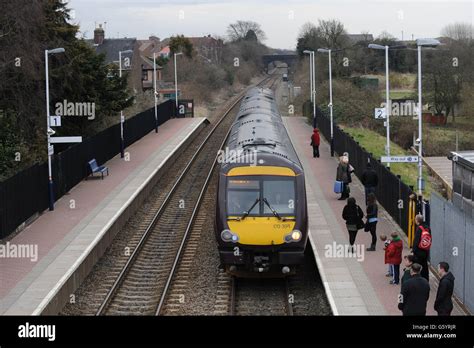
[174,52,183,112]
[119,49,133,158]
[303,50,313,103]
[303,50,316,126]
[45,47,65,211]
[368,43,406,168]
[415,38,440,194]
[318,48,343,157]
[153,52,159,133]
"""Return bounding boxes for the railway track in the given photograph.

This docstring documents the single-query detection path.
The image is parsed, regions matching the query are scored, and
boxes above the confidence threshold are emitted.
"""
[90,76,274,315]
[230,277,294,316]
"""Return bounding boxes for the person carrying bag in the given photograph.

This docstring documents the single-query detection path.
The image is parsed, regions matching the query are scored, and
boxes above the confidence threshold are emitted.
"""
[342,197,364,253]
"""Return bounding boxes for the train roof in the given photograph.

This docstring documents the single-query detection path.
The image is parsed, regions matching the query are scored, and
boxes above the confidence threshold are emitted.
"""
[224,87,302,169]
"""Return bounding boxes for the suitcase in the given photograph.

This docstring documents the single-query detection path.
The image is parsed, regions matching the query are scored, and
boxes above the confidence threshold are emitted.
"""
[334,181,344,194]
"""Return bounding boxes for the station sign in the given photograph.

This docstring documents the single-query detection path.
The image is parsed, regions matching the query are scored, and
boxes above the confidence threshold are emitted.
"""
[374,108,386,119]
[49,115,62,127]
[50,136,83,144]
[381,156,419,163]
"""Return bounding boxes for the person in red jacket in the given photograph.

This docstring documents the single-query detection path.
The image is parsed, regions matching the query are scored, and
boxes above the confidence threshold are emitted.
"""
[310,128,320,158]
[386,232,403,285]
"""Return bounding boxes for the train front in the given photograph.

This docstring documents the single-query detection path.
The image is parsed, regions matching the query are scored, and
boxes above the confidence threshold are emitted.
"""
[215,88,307,276]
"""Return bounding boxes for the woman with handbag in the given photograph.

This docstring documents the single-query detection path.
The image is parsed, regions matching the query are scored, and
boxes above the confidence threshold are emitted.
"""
[342,197,364,253]
[336,156,351,200]
[365,193,378,251]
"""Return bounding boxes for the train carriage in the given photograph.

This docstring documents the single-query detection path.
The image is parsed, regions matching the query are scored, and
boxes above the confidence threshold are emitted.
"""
[215,87,308,277]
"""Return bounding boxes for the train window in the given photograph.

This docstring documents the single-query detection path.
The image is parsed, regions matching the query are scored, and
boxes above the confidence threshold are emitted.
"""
[263,179,295,215]
[227,179,260,216]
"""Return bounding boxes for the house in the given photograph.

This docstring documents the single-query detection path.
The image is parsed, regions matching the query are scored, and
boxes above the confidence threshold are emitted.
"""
[347,33,374,45]
[87,24,162,93]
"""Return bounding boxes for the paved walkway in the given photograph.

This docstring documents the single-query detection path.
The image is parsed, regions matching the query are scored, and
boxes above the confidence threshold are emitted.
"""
[283,117,466,315]
[0,118,207,314]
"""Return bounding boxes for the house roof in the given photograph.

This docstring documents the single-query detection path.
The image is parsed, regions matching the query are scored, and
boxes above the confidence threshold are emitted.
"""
[141,55,162,70]
[347,34,374,44]
[86,38,137,64]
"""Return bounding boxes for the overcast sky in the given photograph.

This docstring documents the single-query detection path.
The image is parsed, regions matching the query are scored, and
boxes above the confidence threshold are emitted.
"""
[68,0,474,49]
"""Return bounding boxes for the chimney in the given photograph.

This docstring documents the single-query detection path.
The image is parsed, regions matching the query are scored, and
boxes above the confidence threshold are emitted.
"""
[94,24,105,45]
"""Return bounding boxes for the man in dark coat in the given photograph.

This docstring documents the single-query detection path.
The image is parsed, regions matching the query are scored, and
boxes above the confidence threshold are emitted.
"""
[413,214,431,282]
[398,263,430,316]
[434,262,455,316]
[361,162,378,204]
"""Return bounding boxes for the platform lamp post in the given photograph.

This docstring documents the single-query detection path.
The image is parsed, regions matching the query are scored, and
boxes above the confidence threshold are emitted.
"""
[45,47,65,211]
[415,38,440,195]
[303,50,316,126]
[368,43,406,169]
[174,52,183,114]
[317,48,342,157]
[303,50,313,103]
[119,49,133,158]
[153,52,158,133]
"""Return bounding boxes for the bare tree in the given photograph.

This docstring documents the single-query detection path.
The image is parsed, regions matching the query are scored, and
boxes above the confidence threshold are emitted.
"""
[226,20,266,43]
[317,19,349,48]
[441,22,473,42]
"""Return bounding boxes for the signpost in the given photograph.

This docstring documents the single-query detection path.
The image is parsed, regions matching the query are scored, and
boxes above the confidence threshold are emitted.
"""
[381,156,419,163]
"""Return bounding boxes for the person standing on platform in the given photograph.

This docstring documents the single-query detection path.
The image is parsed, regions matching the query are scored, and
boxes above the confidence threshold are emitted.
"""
[401,254,415,286]
[398,263,430,316]
[386,232,403,285]
[342,197,364,253]
[365,193,378,251]
[336,155,351,200]
[434,262,455,316]
[413,215,432,282]
[361,162,378,204]
[310,128,320,158]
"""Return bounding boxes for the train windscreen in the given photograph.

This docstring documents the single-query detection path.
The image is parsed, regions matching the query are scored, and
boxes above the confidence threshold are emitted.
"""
[227,177,295,216]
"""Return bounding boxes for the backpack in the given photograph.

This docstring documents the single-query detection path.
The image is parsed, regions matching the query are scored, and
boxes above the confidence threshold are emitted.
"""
[418,226,432,251]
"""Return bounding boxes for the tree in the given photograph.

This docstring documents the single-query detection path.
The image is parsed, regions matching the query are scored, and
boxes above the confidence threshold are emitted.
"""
[0,0,133,180]
[423,51,462,123]
[169,35,194,58]
[316,19,349,49]
[441,22,473,42]
[226,20,266,43]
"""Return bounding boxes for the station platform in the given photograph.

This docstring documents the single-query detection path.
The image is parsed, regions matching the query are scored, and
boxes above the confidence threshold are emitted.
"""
[283,117,467,315]
[0,117,208,315]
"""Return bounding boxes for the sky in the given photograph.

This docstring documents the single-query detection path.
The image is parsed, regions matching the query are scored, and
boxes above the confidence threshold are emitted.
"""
[68,0,474,49]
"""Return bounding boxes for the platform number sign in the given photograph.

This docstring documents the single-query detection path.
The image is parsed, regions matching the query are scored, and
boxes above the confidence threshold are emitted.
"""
[374,108,386,119]
[179,104,186,115]
[50,115,61,127]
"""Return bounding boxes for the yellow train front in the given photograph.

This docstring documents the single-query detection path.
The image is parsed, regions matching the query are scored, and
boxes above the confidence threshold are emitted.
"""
[215,87,308,277]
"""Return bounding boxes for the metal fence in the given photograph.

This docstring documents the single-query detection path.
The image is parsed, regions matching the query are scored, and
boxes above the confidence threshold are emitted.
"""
[0,100,176,239]
[316,113,414,234]
[430,192,474,313]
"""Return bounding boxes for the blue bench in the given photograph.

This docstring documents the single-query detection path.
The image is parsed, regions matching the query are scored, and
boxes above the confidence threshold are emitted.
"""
[87,159,109,180]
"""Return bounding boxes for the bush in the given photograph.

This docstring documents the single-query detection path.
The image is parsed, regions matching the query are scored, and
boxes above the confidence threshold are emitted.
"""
[315,79,381,126]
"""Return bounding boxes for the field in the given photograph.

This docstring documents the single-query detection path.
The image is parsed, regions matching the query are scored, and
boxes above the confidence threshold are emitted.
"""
[341,126,433,197]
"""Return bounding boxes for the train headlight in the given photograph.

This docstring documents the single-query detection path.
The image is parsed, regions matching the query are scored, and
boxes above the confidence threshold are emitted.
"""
[284,230,302,243]
[221,229,239,243]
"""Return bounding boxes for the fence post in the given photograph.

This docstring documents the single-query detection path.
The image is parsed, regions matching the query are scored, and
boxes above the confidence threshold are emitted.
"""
[408,193,416,248]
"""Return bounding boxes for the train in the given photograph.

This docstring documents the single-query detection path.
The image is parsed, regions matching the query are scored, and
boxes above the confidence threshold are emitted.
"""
[215,87,308,277]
